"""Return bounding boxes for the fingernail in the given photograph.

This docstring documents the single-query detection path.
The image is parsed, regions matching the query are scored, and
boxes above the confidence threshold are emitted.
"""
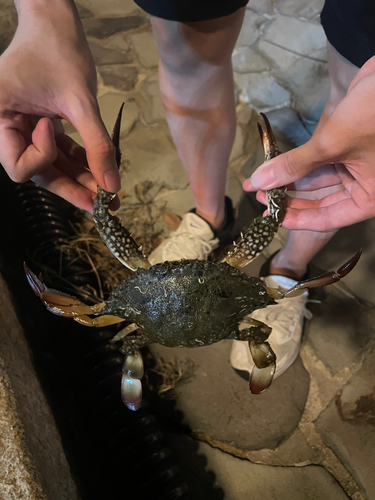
[243,178,253,191]
[251,163,275,189]
[104,170,121,193]
[47,118,55,136]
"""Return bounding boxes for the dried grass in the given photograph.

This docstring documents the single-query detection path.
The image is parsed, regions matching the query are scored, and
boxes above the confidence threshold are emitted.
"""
[147,357,196,398]
[55,180,179,301]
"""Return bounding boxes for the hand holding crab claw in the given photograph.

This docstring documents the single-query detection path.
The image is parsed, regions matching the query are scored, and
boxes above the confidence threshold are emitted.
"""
[244,55,375,232]
[0,0,120,212]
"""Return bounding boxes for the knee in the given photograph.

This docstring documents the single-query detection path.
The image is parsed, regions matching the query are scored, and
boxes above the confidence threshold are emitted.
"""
[151,17,206,75]
[151,15,238,75]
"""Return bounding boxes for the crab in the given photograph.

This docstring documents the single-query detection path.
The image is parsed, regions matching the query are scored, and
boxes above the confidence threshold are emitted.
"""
[25,106,361,411]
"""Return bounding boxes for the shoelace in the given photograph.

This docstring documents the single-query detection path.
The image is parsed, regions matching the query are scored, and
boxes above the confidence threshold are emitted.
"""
[261,299,313,325]
[163,228,219,260]
[252,297,317,343]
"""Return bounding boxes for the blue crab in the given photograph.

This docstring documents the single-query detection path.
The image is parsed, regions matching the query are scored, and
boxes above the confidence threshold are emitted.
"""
[25,107,361,410]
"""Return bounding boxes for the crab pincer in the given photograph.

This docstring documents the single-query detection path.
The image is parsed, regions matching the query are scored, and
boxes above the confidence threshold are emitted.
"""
[93,104,151,273]
[266,249,363,300]
[224,113,286,269]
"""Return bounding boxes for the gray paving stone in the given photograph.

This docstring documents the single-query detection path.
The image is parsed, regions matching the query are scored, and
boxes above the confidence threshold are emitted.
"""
[263,16,326,57]
[77,0,139,17]
[98,63,138,91]
[98,93,140,135]
[149,340,309,451]
[235,72,291,112]
[266,107,311,147]
[154,186,195,221]
[130,30,159,69]
[291,59,329,122]
[235,9,262,48]
[102,32,131,53]
[311,220,375,307]
[304,283,375,376]
[247,0,275,16]
[120,124,188,204]
[0,13,16,54]
[258,40,329,121]
[276,0,325,21]
[232,47,269,74]
[82,16,148,39]
[226,172,244,206]
[315,348,375,499]
[88,40,132,65]
[142,74,165,122]
[75,2,94,19]
[236,104,253,125]
[0,0,16,18]
[198,441,349,500]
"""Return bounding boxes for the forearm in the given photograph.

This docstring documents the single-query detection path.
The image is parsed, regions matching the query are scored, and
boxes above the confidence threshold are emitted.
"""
[15,0,76,14]
[11,0,88,62]
[14,0,80,32]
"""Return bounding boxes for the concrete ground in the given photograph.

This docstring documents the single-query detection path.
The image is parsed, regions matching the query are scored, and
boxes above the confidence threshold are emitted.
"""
[1,0,375,499]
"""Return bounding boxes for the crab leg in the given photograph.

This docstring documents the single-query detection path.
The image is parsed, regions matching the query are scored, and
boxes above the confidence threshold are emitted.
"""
[24,263,125,326]
[118,331,149,411]
[93,104,151,273]
[224,113,286,269]
[111,323,139,342]
[236,319,276,394]
[121,350,144,411]
[266,249,362,300]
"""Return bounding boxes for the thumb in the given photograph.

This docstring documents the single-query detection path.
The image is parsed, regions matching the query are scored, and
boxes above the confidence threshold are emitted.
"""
[244,136,329,191]
[72,100,121,193]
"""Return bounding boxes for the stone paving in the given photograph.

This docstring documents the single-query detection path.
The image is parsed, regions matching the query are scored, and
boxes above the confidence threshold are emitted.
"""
[1,1,375,499]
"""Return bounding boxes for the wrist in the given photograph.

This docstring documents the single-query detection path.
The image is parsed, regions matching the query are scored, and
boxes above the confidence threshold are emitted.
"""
[15,0,77,22]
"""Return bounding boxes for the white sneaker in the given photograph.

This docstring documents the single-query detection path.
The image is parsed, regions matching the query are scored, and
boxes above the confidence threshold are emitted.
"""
[230,274,313,378]
[149,212,219,265]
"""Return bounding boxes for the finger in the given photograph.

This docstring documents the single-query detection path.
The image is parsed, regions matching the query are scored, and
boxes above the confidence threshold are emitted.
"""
[282,199,370,232]
[290,164,342,191]
[256,190,267,205]
[54,148,96,192]
[246,138,331,191]
[53,145,120,211]
[286,189,351,210]
[255,185,345,208]
[70,100,121,193]
[0,117,57,183]
[55,133,88,165]
[32,165,96,213]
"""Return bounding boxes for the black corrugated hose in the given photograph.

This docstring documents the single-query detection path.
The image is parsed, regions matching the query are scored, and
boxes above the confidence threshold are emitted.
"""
[0,172,194,500]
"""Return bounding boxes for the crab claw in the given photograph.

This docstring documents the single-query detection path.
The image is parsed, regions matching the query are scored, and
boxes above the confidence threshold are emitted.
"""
[249,340,276,394]
[111,101,124,168]
[250,363,276,394]
[257,112,281,161]
[269,249,363,299]
[121,350,144,411]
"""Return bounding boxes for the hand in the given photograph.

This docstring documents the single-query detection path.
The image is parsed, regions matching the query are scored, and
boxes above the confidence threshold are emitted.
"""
[244,55,375,232]
[0,0,121,212]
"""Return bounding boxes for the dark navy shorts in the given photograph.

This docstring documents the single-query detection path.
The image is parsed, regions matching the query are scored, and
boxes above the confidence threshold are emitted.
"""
[321,0,375,68]
[132,0,375,68]
[132,0,249,23]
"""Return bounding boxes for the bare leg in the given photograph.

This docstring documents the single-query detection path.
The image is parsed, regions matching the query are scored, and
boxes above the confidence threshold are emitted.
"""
[270,42,360,279]
[151,9,245,229]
